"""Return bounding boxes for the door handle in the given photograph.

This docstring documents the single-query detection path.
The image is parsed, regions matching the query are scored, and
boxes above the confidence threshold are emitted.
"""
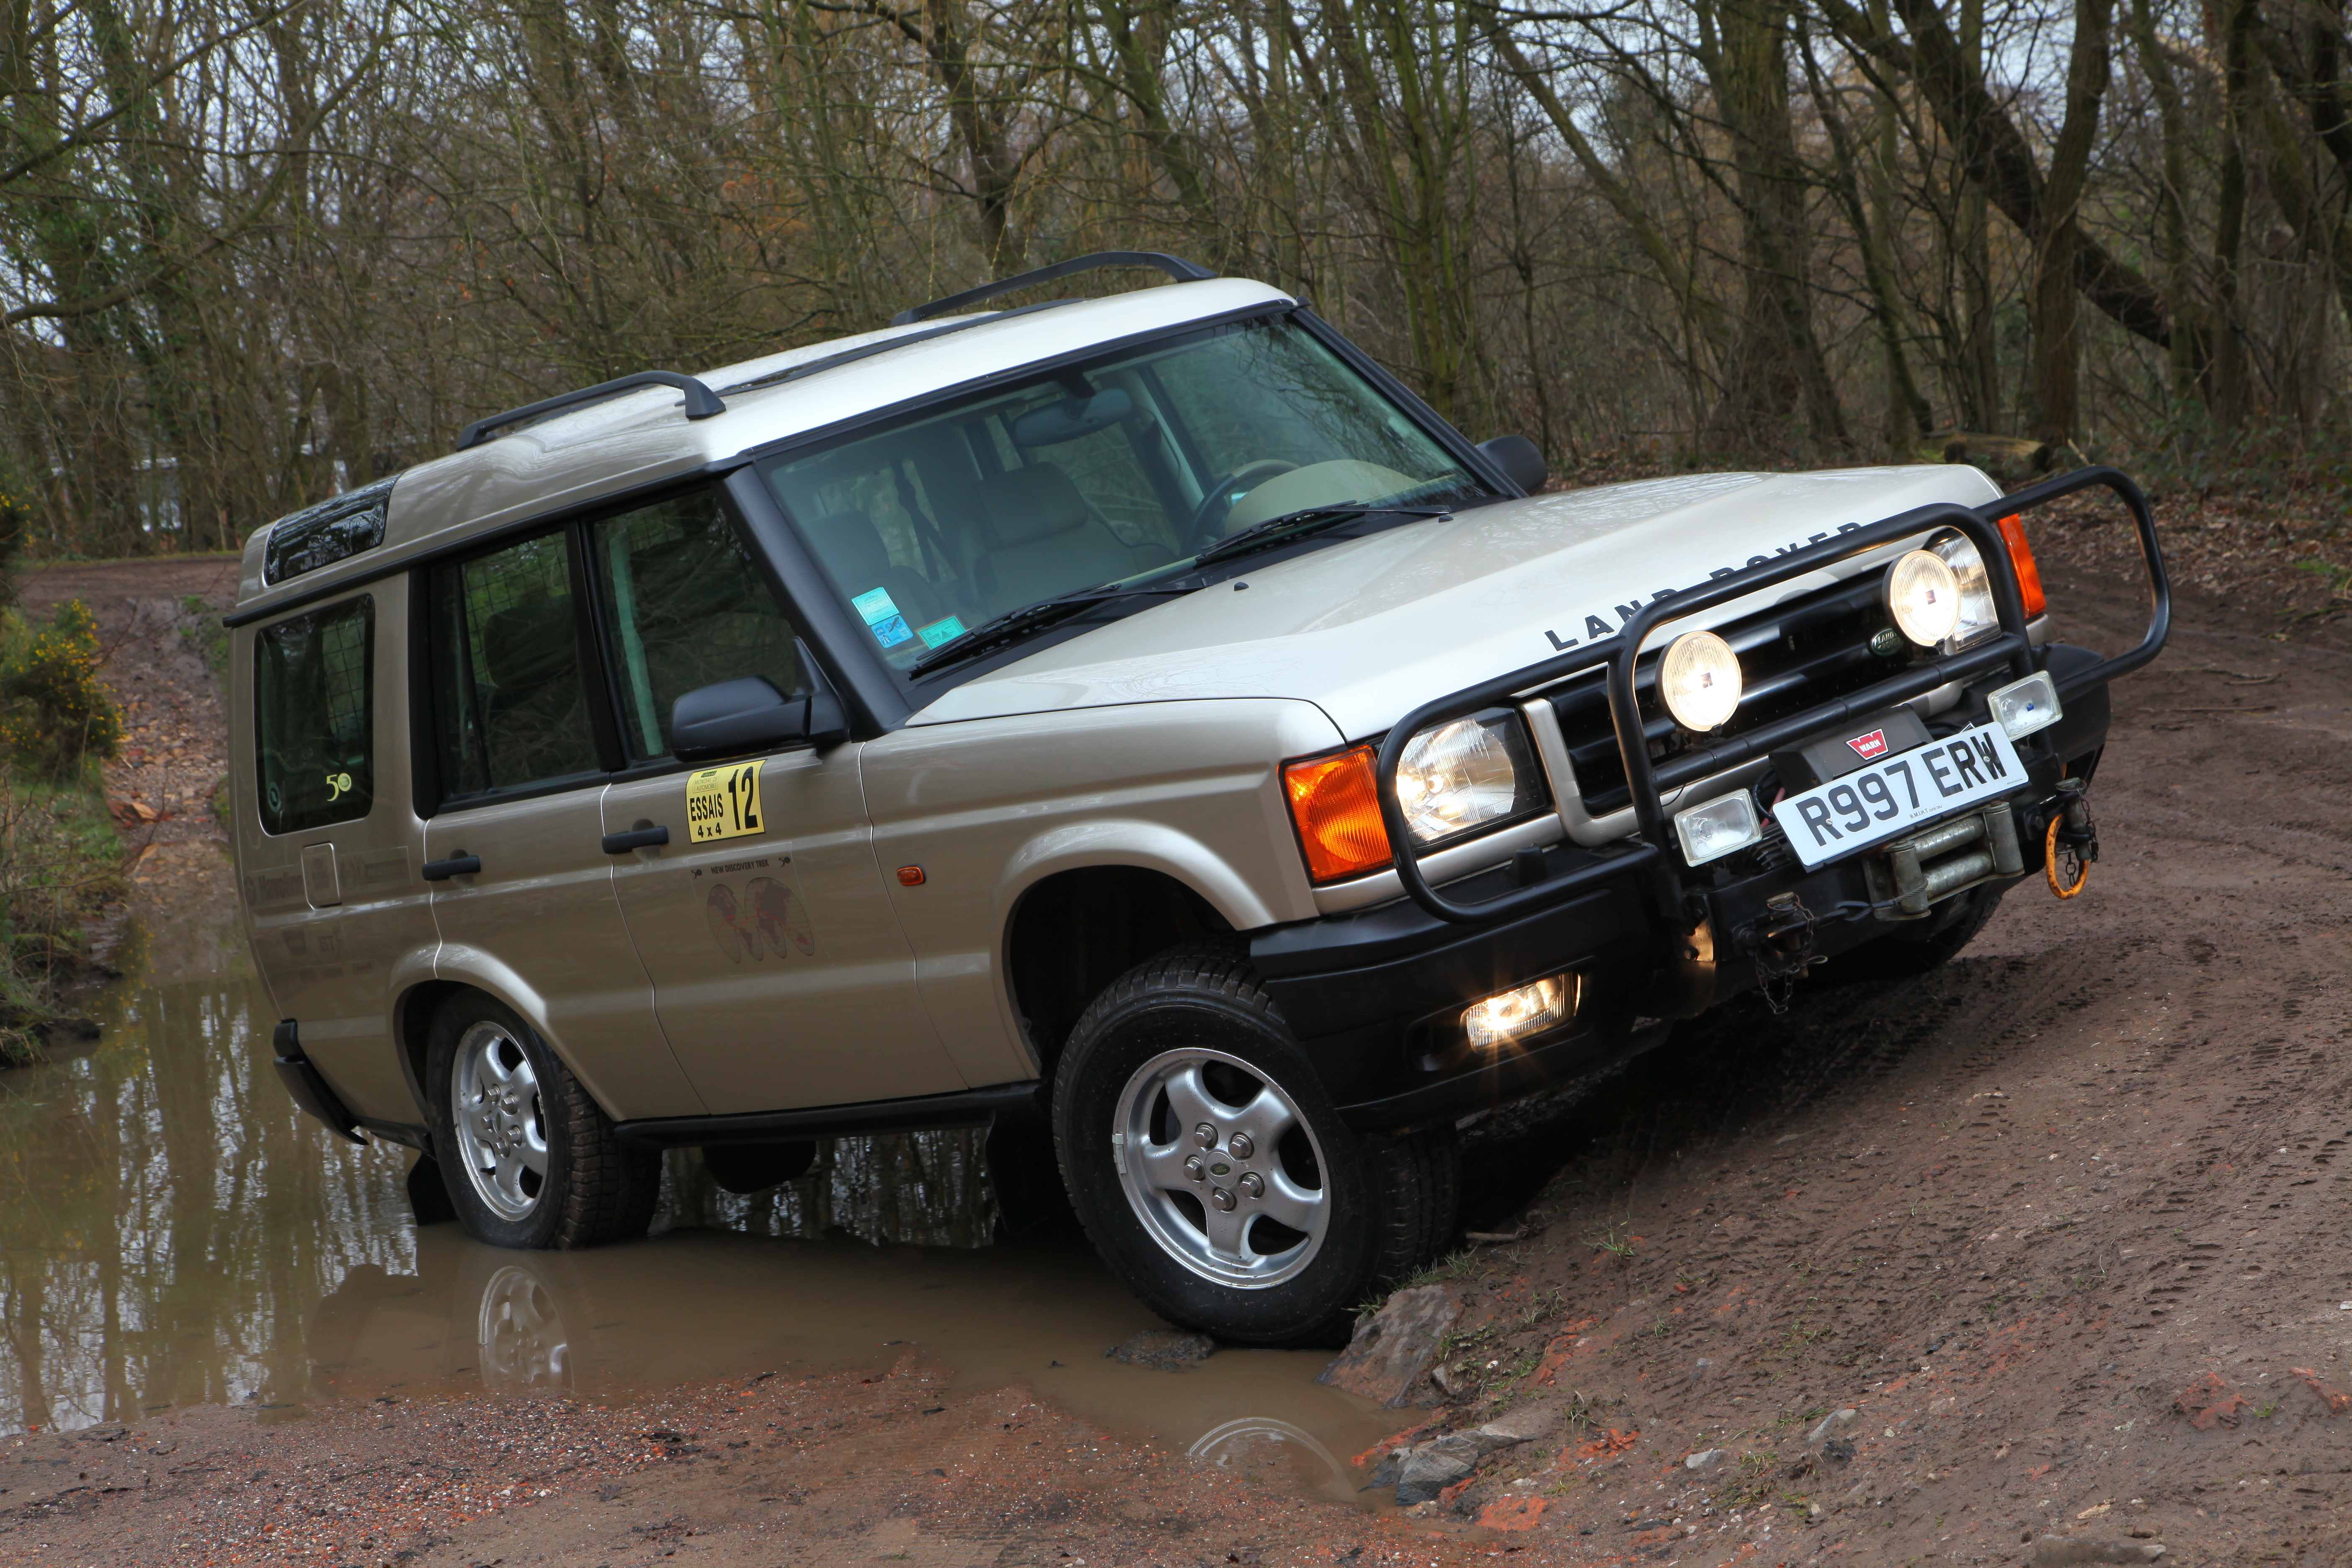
[421,854,482,881]
[601,825,671,854]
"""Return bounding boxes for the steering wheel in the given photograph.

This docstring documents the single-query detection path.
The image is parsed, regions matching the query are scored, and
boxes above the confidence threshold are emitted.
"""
[1184,459,1299,546]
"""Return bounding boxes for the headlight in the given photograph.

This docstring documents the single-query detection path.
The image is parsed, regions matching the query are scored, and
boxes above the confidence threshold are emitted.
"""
[1886,549,1961,645]
[1394,712,1541,846]
[1659,630,1742,731]
[1930,530,1999,650]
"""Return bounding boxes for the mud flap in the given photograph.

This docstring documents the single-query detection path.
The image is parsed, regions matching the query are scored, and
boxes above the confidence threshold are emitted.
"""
[985,1095,1071,1239]
[405,1154,459,1226]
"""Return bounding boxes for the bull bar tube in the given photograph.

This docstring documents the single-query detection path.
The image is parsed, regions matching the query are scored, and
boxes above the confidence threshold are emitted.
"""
[1370,465,2171,926]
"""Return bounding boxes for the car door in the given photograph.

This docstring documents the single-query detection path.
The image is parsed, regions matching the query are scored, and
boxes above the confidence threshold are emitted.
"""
[237,581,438,1126]
[585,486,963,1112]
[420,524,704,1122]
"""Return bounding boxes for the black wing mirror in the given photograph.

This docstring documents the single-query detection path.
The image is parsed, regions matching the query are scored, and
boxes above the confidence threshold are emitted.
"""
[1478,434,1548,495]
[670,643,849,761]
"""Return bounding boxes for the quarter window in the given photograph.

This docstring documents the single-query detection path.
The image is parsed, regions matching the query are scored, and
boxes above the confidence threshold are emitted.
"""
[590,490,801,762]
[435,531,601,796]
[254,596,374,834]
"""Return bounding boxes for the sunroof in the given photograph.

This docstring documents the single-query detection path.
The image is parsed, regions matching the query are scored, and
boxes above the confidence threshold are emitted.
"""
[261,477,397,585]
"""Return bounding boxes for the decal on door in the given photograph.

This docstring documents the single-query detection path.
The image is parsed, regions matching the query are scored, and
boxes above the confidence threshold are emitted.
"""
[704,877,816,963]
[685,759,766,843]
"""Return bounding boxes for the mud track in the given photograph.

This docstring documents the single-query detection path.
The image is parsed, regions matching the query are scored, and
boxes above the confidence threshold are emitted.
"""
[3,539,2347,1567]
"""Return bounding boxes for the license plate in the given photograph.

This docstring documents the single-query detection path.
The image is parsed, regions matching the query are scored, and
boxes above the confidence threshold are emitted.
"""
[1771,724,2024,869]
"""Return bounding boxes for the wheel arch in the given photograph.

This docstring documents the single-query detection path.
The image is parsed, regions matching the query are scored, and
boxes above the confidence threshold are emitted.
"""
[1003,862,1238,1085]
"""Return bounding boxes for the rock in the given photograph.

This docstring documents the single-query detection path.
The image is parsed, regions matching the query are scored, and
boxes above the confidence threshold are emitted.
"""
[2172,1371,2248,1430]
[1684,1448,1729,1474]
[1833,1483,1872,1512]
[1316,1285,1463,1407]
[1690,1357,1716,1383]
[1105,1329,1215,1370]
[1804,1408,1859,1447]
[1394,1440,1480,1505]
[1476,1404,1560,1445]
[2026,1538,2166,1565]
[1822,1437,1855,1464]
[1386,1418,1541,1505]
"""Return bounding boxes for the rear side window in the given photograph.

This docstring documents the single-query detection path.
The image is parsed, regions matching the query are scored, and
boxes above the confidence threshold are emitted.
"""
[254,596,374,834]
[435,531,602,797]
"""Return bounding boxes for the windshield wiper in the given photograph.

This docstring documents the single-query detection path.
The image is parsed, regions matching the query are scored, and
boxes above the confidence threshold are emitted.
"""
[1191,503,1452,569]
[908,580,1196,676]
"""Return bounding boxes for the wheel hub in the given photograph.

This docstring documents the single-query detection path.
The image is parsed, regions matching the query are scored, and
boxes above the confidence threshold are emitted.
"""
[451,1019,551,1222]
[1112,1047,1329,1289]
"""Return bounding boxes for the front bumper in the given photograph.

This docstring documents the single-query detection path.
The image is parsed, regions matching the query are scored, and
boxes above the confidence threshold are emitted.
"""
[1252,467,2168,1131]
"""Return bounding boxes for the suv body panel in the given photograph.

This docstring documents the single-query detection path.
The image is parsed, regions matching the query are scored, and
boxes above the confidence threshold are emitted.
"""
[861,696,1341,1083]
[914,465,2004,736]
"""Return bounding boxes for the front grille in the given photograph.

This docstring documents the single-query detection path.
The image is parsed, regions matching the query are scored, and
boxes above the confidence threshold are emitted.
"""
[1546,572,1906,817]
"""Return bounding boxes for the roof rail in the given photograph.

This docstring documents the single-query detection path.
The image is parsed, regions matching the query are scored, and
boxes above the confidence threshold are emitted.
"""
[892,250,1215,327]
[456,370,726,451]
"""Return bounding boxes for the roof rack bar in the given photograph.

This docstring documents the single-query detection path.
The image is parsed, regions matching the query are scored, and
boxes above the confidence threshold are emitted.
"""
[892,250,1216,327]
[456,370,726,451]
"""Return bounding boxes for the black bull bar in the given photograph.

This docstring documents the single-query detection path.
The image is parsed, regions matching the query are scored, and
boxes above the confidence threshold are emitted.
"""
[1371,465,2172,926]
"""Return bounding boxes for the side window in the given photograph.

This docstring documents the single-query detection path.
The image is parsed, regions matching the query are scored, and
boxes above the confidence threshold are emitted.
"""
[254,596,374,835]
[589,490,802,762]
[435,531,602,796]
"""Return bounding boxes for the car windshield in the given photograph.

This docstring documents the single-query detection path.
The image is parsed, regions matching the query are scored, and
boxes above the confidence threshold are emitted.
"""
[758,315,1489,675]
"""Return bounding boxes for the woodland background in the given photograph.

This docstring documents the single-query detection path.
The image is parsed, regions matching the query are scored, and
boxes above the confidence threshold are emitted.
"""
[4,0,2352,558]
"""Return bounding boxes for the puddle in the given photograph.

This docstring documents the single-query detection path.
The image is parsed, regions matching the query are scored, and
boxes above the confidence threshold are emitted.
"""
[0,899,1398,1508]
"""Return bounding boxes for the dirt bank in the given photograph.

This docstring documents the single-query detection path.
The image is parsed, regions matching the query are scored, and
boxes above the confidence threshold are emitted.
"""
[5,528,2347,1567]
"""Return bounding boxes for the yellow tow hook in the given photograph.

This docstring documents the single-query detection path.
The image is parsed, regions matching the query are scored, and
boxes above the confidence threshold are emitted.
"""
[2045,777,2094,899]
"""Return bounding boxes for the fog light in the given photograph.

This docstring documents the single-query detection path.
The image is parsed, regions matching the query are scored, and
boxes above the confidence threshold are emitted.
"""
[1987,670,2063,740]
[1673,791,1764,866]
[1462,974,1574,1050]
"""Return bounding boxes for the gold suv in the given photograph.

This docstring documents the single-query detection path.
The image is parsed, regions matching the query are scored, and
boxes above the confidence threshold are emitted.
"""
[231,253,2169,1344]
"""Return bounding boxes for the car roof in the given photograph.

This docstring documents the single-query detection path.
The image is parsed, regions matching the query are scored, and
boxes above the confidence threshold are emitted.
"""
[232,276,1293,615]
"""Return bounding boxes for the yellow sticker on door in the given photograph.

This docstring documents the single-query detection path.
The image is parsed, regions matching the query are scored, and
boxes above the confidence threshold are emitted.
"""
[685,759,765,843]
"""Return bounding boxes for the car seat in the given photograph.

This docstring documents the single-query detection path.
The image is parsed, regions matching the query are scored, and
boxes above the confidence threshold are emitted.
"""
[802,508,948,638]
[970,464,1150,616]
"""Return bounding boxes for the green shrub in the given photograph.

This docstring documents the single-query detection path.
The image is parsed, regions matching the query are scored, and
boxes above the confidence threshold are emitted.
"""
[0,598,123,780]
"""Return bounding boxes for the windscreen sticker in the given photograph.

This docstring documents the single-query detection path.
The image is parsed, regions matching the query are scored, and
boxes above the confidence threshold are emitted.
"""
[686,758,765,843]
[851,586,915,648]
[916,615,967,650]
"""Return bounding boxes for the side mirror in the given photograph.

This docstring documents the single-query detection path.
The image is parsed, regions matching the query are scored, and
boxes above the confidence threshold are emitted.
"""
[670,649,849,762]
[1478,434,1548,495]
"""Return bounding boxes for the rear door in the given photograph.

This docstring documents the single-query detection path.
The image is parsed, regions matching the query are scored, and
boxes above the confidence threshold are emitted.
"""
[238,581,437,1125]
[585,487,962,1113]
[420,524,704,1122]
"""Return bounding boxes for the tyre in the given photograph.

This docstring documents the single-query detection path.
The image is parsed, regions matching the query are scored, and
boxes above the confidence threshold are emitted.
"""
[1050,946,1456,1347]
[424,991,661,1250]
[1823,880,2007,983]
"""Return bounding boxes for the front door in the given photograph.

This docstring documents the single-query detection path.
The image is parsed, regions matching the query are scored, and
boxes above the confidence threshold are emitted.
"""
[420,524,703,1122]
[583,488,962,1113]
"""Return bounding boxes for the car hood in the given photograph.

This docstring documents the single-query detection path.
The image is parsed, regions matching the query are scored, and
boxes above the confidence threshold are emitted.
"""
[908,464,2004,740]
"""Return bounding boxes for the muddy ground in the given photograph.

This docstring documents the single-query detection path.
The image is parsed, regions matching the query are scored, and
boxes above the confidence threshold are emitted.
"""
[3,508,2347,1567]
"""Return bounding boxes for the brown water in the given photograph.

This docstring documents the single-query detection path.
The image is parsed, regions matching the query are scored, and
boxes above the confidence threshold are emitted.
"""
[0,896,1397,1507]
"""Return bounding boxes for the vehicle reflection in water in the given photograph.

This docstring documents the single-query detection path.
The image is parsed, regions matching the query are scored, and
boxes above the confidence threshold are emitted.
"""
[0,913,1394,1507]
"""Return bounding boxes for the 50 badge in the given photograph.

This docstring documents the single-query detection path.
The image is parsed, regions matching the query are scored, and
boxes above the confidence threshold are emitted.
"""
[685,759,765,843]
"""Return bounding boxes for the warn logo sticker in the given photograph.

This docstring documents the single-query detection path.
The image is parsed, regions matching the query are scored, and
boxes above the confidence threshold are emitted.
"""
[1846,729,1890,761]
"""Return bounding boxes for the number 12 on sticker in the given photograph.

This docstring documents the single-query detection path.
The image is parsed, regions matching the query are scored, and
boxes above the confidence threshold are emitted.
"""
[686,759,765,843]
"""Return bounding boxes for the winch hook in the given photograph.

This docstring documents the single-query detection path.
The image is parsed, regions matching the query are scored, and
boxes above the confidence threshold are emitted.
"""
[1744,891,1824,1014]
[2045,777,2096,899]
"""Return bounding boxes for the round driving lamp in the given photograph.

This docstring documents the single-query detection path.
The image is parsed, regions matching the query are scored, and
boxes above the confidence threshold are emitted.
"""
[1886,548,1963,646]
[1659,630,1742,731]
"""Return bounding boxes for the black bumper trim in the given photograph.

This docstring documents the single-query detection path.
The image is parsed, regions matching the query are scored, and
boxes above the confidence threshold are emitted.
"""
[271,1019,366,1145]
[616,1080,1042,1148]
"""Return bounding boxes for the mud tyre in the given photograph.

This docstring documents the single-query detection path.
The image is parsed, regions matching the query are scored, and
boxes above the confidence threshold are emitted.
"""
[1051,947,1456,1348]
[425,991,661,1251]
